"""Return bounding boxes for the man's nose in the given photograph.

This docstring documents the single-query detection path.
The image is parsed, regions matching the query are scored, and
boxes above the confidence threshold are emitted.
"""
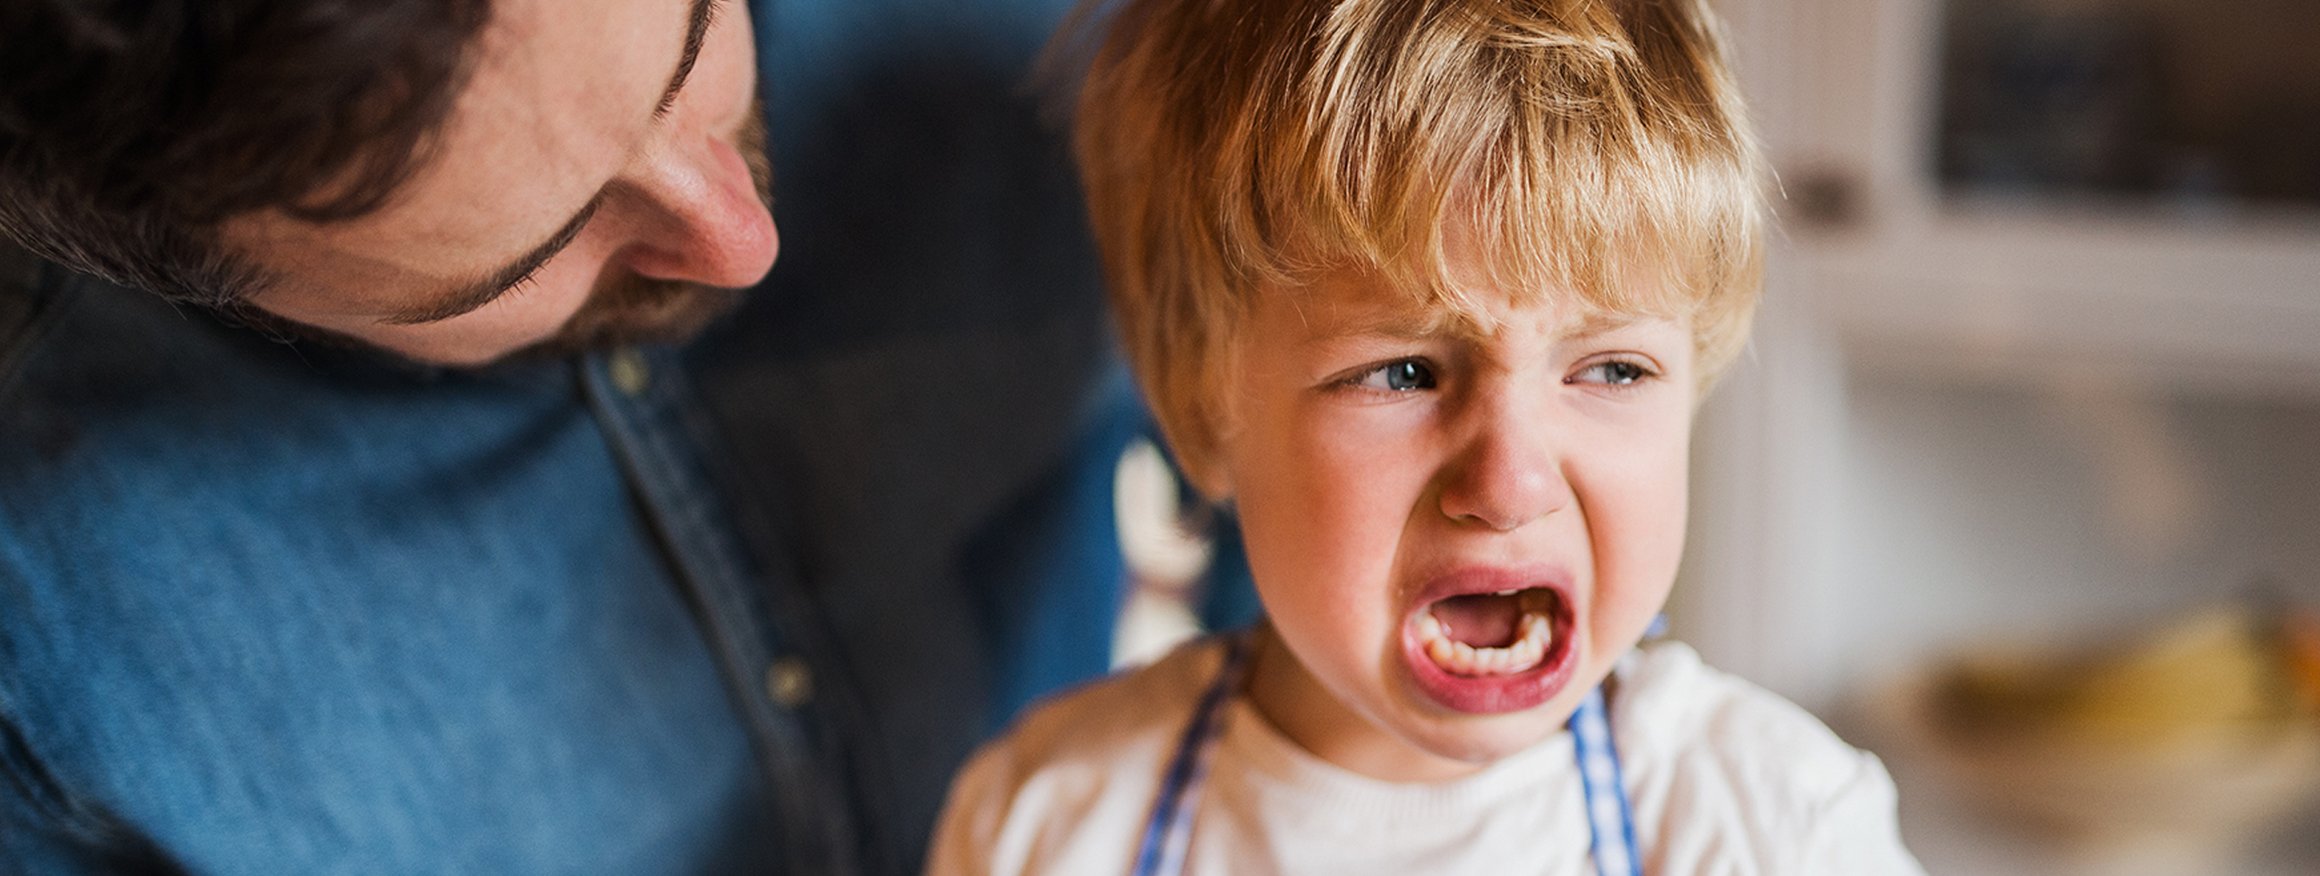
[616,127,779,289]
[1435,391,1572,532]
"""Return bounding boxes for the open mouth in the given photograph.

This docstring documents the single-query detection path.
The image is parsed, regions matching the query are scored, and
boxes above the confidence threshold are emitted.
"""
[1399,571,1579,714]
[1416,588,1559,677]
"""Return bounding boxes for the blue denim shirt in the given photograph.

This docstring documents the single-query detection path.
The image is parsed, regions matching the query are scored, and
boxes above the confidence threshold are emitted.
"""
[0,1,1129,871]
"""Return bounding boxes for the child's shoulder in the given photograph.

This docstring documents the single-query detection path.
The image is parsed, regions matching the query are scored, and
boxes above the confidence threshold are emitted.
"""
[1612,641,1920,873]
[927,636,1231,875]
[985,634,1226,771]
[1614,640,1882,799]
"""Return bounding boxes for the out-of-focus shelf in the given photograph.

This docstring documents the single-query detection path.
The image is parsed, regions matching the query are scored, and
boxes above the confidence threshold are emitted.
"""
[1696,0,2320,867]
[1799,206,2320,401]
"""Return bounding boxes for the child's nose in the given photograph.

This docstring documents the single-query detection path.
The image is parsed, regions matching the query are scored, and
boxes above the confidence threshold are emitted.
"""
[1436,399,1572,532]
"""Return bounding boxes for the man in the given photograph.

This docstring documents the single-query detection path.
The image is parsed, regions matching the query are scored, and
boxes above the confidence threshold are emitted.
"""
[0,0,1125,871]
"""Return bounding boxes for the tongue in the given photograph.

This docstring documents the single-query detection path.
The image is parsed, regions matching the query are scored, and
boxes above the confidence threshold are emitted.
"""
[1432,592,1524,648]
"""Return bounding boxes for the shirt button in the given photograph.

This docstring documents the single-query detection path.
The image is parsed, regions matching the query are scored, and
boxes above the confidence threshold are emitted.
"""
[608,349,652,396]
[764,658,814,709]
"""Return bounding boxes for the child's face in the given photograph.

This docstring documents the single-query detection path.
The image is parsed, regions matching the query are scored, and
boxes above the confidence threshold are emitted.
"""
[1222,266,1695,780]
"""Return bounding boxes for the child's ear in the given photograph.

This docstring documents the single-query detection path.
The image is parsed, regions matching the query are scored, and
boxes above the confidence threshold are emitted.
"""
[1171,438,1233,504]
[1151,403,1233,501]
[1182,463,1232,504]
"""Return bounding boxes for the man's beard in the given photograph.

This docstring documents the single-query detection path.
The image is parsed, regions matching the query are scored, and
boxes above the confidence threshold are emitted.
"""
[511,99,774,360]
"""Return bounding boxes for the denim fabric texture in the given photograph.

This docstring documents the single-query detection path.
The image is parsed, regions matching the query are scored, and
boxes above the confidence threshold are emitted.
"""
[0,0,1132,872]
[0,265,807,873]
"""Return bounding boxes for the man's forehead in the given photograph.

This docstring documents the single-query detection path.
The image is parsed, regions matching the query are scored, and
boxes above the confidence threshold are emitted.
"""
[391,0,677,248]
[243,0,690,293]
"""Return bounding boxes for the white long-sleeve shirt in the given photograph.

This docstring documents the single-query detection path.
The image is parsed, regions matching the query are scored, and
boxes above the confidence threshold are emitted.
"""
[929,639,1924,875]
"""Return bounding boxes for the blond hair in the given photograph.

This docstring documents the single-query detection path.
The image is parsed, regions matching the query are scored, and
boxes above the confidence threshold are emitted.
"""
[1064,0,1765,492]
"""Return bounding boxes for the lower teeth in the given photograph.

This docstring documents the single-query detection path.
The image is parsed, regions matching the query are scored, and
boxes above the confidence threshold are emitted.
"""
[1418,609,1553,677]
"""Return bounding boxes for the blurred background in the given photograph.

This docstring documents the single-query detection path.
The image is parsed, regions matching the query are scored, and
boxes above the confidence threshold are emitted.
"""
[1676,0,2320,872]
[1109,0,2320,873]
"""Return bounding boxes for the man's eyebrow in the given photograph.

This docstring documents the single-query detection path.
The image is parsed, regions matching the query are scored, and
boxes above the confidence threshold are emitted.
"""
[655,0,723,118]
[387,0,722,326]
[386,196,603,325]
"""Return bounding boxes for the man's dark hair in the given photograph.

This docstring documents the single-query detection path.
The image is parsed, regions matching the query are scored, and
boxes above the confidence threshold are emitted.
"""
[0,0,492,307]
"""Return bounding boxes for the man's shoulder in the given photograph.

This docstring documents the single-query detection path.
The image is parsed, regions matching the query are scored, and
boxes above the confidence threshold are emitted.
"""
[0,261,322,565]
[0,258,209,573]
[0,255,614,637]
[0,273,771,870]
[0,253,252,429]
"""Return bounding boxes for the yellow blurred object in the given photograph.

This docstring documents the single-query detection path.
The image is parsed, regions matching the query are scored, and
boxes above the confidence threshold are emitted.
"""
[1938,605,2305,752]
[2284,609,2320,713]
[1875,603,2320,871]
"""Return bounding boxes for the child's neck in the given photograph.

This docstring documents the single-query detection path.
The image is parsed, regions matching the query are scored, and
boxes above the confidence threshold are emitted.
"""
[1242,623,1492,783]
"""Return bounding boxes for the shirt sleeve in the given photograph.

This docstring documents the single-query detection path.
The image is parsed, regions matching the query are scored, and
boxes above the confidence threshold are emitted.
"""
[924,742,1013,876]
[1795,750,1927,876]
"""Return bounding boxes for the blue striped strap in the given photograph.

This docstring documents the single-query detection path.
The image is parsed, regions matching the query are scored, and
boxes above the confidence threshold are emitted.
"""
[1133,629,1643,876]
[1570,684,1643,876]
[1131,632,1253,876]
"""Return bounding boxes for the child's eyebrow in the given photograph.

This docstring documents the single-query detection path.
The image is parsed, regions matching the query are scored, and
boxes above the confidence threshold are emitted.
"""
[1307,308,1657,341]
[1294,294,1671,347]
[1564,311,1655,338]
[1297,304,1462,344]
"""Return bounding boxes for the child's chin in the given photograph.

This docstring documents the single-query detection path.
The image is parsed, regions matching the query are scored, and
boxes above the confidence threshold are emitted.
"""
[1401,711,1565,766]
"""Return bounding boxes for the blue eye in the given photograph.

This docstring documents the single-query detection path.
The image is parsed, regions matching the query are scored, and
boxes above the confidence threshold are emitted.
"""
[1354,359,1436,392]
[1574,359,1654,386]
